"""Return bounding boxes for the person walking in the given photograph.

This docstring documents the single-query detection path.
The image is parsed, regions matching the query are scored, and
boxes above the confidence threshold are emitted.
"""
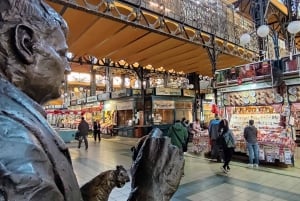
[167,120,188,177]
[218,119,235,173]
[244,119,259,168]
[167,120,189,153]
[93,120,101,142]
[208,115,221,162]
[78,117,89,150]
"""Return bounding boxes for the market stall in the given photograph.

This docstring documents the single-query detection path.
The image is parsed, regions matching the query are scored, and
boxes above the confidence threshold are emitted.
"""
[214,59,297,165]
[144,87,195,135]
[108,88,143,137]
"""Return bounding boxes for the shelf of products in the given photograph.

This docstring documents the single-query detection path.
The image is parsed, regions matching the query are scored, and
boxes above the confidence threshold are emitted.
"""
[228,106,296,165]
[203,103,215,125]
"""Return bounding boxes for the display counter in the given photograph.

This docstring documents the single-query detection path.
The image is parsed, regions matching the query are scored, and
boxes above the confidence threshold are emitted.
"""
[134,125,152,138]
[113,126,134,137]
[54,128,77,143]
[227,106,296,165]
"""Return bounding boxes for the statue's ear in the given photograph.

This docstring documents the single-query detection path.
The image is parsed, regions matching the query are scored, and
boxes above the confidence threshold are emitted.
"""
[14,24,35,64]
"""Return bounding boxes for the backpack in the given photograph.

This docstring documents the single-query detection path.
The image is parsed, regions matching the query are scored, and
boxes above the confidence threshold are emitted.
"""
[216,133,226,147]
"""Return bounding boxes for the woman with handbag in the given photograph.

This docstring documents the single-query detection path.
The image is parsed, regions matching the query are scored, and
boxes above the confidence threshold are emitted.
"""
[218,119,235,173]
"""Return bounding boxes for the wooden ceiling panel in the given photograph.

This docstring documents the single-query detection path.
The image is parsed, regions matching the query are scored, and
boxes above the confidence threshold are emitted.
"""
[70,18,126,56]
[165,57,207,72]
[153,48,208,70]
[127,38,184,63]
[109,32,166,61]
[90,26,149,58]
[62,8,99,45]
[140,43,200,65]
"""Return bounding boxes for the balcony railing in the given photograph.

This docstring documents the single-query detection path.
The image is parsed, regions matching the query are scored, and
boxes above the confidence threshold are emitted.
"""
[122,0,259,52]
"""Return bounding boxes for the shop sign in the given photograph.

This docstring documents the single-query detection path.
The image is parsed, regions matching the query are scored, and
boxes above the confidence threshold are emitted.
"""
[218,82,270,93]
[153,100,175,109]
[97,93,110,101]
[182,89,195,97]
[111,89,131,98]
[77,98,86,105]
[155,88,181,96]
[145,88,154,95]
[205,93,214,100]
[116,102,133,110]
[70,100,77,106]
[103,102,116,111]
[87,96,97,103]
[132,89,142,96]
[46,105,63,109]
[215,60,272,84]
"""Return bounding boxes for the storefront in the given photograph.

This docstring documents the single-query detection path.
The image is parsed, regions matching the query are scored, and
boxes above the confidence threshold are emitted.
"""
[214,60,297,166]
[144,87,195,135]
[106,88,143,137]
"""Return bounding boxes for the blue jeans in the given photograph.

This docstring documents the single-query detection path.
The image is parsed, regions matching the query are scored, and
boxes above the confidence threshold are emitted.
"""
[247,143,259,165]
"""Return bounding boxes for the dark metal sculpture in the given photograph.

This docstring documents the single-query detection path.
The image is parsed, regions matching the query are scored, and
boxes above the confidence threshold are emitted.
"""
[128,128,184,201]
[81,165,130,201]
[0,0,81,200]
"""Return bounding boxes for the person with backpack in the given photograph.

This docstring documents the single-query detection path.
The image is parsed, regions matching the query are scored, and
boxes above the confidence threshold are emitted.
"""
[218,119,235,173]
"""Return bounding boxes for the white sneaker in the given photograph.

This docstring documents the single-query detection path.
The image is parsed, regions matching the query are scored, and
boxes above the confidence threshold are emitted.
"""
[220,166,227,174]
[253,164,259,168]
[248,164,253,168]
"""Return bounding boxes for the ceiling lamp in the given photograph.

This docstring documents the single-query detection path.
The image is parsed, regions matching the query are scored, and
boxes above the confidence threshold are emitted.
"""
[118,59,126,66]
[89,56,98,65]
[256,25,270,38]
[239,33,251,45]
[132,62,140,68]
[156,67,165,72]
[66,52,74,61]
[287,21,300,34]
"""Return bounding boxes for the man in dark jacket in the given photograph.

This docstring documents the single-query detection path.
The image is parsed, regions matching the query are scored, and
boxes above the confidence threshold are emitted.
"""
[244,119,259,167]
[78,117,89,150]
[0,0,83,200]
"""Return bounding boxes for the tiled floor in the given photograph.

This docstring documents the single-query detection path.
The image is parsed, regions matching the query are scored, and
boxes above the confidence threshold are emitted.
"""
[68,136,300,201]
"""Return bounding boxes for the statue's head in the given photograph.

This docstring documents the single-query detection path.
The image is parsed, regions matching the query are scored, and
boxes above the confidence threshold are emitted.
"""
[0,0,70,104]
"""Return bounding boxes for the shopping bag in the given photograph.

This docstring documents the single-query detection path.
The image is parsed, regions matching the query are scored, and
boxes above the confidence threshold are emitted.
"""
[74,131,80,141]
[182,141,188,152]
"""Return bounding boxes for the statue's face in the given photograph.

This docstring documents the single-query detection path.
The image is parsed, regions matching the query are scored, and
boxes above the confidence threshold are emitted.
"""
[24,27,70,104]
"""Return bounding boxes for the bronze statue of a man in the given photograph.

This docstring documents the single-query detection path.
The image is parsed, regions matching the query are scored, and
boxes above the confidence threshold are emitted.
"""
[0,0,83,200]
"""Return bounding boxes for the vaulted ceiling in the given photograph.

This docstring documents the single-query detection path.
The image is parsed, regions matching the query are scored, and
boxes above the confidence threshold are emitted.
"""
[46,0,298,77]
[45,0,258,76]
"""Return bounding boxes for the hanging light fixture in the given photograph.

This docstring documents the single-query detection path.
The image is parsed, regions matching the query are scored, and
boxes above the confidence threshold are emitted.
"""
[287,21,300,34]
[240,33,251,45]
[256,25,270,38]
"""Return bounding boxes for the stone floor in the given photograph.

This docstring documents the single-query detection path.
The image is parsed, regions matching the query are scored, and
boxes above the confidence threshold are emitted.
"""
[68,136,300,201]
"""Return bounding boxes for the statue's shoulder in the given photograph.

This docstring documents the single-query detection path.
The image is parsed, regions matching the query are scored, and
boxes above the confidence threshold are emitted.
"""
[0,115,29,138]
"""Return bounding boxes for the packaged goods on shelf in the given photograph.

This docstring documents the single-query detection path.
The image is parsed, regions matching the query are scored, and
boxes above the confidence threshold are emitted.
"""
[228,106,296,164]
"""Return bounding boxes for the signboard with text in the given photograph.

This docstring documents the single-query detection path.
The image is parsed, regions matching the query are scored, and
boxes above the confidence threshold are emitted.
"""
[155,88,181,96]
